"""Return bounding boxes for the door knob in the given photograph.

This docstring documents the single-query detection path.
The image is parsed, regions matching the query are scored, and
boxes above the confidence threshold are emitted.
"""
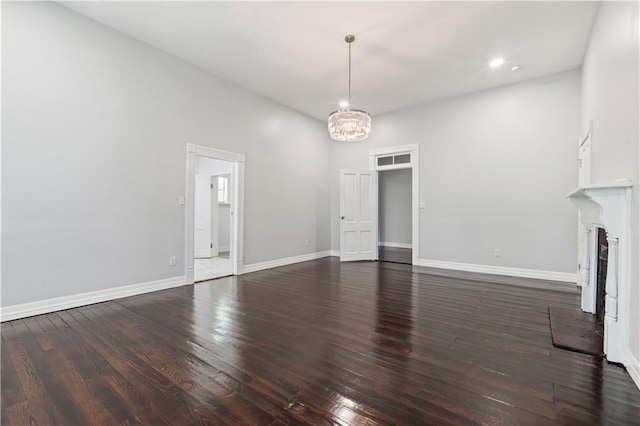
[341,216,345,220]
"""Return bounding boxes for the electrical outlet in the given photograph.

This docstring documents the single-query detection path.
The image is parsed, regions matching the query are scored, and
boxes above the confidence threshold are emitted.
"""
[169,256,177,266]
[305,240,309,247]
[494,249,500,257]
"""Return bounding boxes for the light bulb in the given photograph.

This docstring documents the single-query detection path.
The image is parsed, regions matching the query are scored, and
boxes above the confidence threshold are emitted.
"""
[489,57,505,68]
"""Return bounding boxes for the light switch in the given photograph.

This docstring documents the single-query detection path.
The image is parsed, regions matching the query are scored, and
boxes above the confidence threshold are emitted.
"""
[178,196,185,206]
[419,202,427,209]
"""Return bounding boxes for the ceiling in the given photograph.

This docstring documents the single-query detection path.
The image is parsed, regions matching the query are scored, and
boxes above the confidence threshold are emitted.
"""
[61,1,599,121]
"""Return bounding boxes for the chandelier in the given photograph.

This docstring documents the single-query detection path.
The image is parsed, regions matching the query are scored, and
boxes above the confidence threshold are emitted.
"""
[328,35,371,142]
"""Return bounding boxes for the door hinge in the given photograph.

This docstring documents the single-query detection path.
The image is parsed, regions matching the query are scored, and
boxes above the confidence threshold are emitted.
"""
[210,243,213,248]
[211,184,214,189]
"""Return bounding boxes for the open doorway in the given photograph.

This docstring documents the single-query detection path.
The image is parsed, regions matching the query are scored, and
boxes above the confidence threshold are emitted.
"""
[185,144,245,285]
[378,168,412,264]
[194,157,234,281]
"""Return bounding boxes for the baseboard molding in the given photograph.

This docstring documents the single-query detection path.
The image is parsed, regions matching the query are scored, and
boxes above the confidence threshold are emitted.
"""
[242,251,332,274]
[626,350,640,391]
[379,242,412,249]
[418,259,577,283]
[329,250,340,257]
[1,276,187,322]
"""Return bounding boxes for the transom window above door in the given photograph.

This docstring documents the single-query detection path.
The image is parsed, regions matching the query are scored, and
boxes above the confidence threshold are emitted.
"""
[375,153,411,170]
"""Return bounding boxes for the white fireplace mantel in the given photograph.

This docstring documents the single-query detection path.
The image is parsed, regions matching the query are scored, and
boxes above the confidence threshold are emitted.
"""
[566,180,632,364]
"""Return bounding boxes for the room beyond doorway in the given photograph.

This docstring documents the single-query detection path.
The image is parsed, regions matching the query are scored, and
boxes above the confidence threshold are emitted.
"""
[378,168,412,265]
[194,156,234,281]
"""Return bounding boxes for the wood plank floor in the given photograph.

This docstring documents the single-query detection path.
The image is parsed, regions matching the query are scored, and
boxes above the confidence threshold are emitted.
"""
[378,246,412,265]
[2,257,639,425]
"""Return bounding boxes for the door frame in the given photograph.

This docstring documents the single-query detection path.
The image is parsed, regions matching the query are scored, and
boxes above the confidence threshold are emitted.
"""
[369,144,420,265]
[185,144,245,284]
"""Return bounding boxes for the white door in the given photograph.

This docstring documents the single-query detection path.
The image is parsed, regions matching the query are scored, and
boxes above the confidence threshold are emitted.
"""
[210,177,220,257]
[340,169,378,262]
[194,175,212,258]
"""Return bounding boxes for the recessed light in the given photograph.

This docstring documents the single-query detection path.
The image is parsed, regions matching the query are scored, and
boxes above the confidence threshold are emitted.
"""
[489,57,505,68]
[339,100,349,108]
[511,65,521,72]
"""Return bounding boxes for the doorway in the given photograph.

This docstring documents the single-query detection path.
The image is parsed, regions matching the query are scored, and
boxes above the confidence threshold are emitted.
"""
[378,169,412,264]
[370,144,419,265]
[194,157,234,281]
[338,144,419,264]
[185,144,245,284]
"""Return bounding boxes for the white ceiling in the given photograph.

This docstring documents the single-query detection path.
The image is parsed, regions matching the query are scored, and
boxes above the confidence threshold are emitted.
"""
[61,1,599,121]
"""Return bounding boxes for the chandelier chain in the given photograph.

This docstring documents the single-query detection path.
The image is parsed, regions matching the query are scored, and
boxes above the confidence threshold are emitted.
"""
[348,41,351,104]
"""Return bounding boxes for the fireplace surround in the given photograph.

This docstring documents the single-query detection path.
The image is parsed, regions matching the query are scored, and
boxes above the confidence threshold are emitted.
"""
[567,180,632,364]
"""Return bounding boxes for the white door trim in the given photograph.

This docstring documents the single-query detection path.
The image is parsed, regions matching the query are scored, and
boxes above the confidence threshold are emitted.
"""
[369,143,420,265]
[185,144,245,283]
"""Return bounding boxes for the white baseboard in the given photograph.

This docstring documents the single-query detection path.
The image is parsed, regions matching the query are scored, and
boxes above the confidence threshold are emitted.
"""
[626,350,640,391]
[418,259,577,283]
[379,242,412,249]
[329,250,340,257]
[1,276,187,322]
[242,250,332,274]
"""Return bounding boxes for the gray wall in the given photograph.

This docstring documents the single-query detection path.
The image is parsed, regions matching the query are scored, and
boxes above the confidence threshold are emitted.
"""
[2,2,330,307]
[581,1,640,370]
[379,169,412,246]
[218,205,231,252]
[331,69,581,273]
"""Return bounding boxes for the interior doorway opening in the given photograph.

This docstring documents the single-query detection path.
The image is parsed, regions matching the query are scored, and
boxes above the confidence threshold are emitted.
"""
[194,156,234,281]
[378,169,412,265]
[185,144,245,285]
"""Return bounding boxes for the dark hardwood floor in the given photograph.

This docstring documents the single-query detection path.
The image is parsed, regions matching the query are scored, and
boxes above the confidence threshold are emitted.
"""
[2,257,639,425]
[378,246,412,265]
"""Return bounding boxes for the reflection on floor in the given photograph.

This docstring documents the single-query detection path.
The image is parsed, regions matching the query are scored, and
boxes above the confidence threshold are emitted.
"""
[5,258,638,424]
[378,246,412,264]
[194,255,232,282]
